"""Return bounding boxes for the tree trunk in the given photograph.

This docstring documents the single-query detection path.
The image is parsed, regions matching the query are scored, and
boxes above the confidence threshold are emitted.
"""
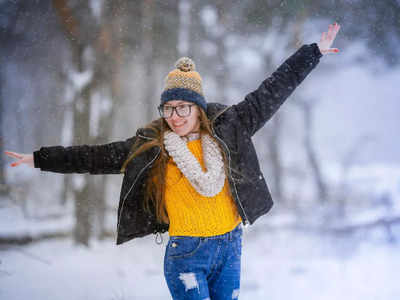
[53,0,133,243]
[262,51,284,204]
[267,114,284,203]
[213,1,229,104]
[91,0,126,239]
[290,12,327,204]
[0,76,7,195]
[141,0,157,121]
[53,0,95,246]
[300,100,328,203]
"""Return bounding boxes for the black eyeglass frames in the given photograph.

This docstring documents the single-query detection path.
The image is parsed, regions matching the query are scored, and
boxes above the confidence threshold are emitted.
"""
[158,104,195,118]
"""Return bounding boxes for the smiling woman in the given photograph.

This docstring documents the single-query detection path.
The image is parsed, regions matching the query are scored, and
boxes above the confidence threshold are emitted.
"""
[158,56,206,137]
[160,101,201,136]
[5,22,340,300]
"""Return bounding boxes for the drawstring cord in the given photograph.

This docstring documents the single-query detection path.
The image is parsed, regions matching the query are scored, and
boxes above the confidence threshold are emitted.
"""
[155,232,163,245]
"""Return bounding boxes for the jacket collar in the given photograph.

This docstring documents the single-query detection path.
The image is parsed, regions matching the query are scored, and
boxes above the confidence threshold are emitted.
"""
[207,102,229,122]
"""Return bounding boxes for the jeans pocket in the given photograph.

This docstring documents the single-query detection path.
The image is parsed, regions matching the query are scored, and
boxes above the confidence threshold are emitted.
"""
[167,236,202,259]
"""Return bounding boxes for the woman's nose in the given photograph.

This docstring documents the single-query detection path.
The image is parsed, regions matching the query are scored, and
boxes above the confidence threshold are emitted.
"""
[170,110,182,120]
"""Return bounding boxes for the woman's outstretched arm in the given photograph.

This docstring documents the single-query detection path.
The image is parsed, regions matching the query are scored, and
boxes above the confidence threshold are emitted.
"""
[5,137,136,174]
[232,22,341,137]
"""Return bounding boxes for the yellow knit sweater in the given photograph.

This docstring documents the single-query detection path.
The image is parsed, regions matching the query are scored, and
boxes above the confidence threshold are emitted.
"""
[165,139,242,237]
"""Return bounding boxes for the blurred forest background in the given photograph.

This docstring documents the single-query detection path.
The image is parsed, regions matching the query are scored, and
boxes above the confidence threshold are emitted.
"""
[1,1,400,299]
[0,0,399,248]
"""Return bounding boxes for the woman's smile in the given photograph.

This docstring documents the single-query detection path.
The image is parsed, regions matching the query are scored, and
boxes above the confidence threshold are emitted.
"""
[165,100,201,136]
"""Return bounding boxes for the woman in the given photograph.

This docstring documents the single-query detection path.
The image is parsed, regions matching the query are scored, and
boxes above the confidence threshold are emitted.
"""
[6,23,340,300]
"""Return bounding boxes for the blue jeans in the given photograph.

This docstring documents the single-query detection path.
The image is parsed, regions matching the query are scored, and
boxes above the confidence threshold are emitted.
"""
[164,224,243,300]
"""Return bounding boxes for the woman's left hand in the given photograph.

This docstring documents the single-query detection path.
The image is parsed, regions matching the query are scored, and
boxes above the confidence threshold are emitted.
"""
[318,22,341,55]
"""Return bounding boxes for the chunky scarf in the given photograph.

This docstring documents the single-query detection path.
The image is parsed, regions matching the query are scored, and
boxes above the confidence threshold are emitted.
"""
[164,131,226,197]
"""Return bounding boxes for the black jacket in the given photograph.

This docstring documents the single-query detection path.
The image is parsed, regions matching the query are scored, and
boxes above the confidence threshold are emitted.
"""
[34,43,322,245]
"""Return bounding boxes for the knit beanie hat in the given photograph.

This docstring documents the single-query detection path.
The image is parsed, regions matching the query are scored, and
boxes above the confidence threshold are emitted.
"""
[160,57,207,111]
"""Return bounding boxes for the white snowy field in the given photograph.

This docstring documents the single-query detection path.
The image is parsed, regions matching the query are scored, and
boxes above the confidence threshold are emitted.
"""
[1,222,400,300]
[1,162,400,299]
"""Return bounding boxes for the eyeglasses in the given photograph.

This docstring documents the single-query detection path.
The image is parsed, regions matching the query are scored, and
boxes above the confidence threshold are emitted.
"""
[158,104,195,118]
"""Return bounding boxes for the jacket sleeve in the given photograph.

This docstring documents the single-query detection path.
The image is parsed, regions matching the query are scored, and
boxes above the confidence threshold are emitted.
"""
[232,43,323,137]
[33,137,136,174]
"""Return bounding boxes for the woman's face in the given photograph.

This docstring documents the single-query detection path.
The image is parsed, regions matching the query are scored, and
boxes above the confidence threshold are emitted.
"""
[163,100,201,136]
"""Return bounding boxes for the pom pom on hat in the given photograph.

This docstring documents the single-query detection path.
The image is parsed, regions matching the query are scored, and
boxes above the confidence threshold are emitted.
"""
[160,56,207,111]
[175,57,196,72]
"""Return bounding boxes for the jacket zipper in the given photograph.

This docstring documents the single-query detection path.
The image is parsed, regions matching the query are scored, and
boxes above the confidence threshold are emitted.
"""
[211,112,249,225]
[117,147,161,235]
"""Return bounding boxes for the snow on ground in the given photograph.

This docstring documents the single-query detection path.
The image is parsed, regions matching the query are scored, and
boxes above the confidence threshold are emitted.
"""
[1,163,399,299]
[1,224,399,300]
[0,203,74,238]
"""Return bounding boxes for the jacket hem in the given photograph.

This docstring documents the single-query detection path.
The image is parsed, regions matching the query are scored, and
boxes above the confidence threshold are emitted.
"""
[247,201,273,225]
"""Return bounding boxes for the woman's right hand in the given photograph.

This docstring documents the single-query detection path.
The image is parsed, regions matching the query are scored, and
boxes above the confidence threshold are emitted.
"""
[317,22,340,55]
[4,151,34,168]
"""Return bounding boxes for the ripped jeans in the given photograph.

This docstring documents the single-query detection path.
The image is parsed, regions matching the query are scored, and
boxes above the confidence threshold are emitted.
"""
[164,224,242,300]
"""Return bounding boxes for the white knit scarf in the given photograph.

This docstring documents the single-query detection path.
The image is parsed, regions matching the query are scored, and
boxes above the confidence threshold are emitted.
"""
[163,131,226,197]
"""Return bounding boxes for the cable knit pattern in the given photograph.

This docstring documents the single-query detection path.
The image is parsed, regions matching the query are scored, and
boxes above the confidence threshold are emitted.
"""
[164,139,242,236]
[164,131,226,197]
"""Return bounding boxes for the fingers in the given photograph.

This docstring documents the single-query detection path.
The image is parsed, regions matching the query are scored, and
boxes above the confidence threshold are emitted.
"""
[327,48,340,53]
[328,22,340,41]
[4,151,26,167]
[327,24,333,40]
[320,48,340,55]
[319,22,341,55]
[11,161,21,167]
[322,23,340,42]
[4,151,23,159]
